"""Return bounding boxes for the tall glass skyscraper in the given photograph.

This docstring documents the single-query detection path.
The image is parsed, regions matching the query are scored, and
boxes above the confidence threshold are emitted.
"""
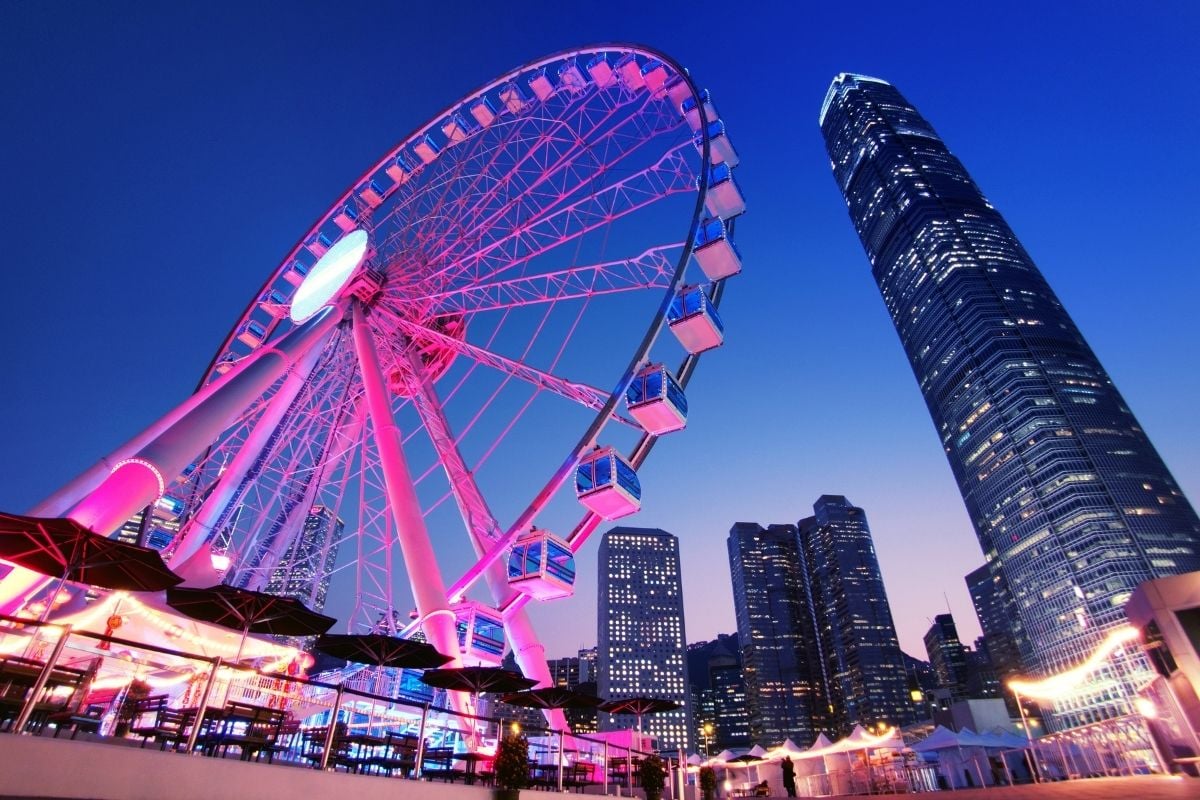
[728,522,827,745]
[820,74,1200,727]
[799,496,912,733]
[598,526,691,750]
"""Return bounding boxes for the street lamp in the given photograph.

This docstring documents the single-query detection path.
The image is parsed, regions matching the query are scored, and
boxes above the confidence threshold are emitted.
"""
[703,722,714,757]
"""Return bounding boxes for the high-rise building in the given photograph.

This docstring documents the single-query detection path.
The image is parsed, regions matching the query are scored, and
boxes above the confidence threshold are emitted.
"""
[263,505,345,613]
[799,496,913,733]
[820,74,1200,728]
[727,523,827,745]
[923,614,970,700]
[687,634,751,750]
[546,648,600,733]
[597,527,691,751]
[965,563,1024,685]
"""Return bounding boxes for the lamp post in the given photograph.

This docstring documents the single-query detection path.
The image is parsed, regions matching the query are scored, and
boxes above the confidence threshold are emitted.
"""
[703,722,714,758]
[1010,685,1041,784]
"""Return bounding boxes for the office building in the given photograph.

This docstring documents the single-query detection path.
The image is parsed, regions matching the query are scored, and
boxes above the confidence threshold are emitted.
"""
[728,523,827,745]
[598,527,691,751]
[800,496,913,733]
[924,614,970,700]
[821,73,1200,727]
[263,505,345,613]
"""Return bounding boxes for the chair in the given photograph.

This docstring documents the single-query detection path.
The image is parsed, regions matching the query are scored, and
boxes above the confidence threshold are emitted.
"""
[130,695,189,750]
[421,747,459,781]
[207,702,287,762]
[302,723,364,772]
[367,732,418,777]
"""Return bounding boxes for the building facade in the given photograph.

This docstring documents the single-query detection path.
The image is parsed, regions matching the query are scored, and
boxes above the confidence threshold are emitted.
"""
[820,73,1200,728]
[598,527,691,751]
[263,505,345,613]
[800,495,913,733]
[728,522,827,745]
[924,614,971,700]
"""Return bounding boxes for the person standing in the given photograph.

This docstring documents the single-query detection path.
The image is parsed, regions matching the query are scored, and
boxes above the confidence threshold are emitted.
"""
[781,756,796,798]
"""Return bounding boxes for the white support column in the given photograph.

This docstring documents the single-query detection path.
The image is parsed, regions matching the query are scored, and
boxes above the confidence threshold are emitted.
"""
[65,307,342,539]
[350,303,471,722]
[394,339,566,731]
[168,337,330,570]
[0,308,342,617]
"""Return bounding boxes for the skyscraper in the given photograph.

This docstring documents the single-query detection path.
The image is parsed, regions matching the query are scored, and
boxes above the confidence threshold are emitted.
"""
[799,496,912,733]
[727,522,827,745]
[263,505,345,613]
[821,74,1200,728]
[597,526,691,750]
[923,614,970,700]
[965,563,1024,686]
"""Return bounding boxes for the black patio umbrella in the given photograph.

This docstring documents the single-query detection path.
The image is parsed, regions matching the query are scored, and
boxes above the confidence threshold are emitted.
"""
[600,696,682,735]
[166,584,336,662]
[500,686,605,710]
[0,512,183,620]
[420,665,538,696]
[315,633,453,693]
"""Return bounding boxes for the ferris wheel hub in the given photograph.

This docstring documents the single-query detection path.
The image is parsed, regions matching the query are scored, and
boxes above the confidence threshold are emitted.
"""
[289,228,371,322]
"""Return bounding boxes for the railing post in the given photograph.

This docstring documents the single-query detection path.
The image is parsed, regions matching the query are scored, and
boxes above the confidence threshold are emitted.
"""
[320,685,345,770]
[414,702,430,777]
[603,739,609,796]
[557,728,566,792]
[677,746,686,800]
[185,657,222,754]
[14,623,72,734]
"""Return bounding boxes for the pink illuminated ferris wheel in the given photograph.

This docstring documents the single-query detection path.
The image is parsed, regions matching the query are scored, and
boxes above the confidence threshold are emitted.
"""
[2,45,744,725]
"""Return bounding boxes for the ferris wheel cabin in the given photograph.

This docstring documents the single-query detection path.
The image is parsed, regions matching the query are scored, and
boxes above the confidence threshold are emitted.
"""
[452,601,506,666]
[626,363,688,434]
[668,285,724,353]
[576,446,642,519]
[695,120,739,168]
[507,529,576,601]
[704,161,746,220]
[682,89,717,132]
[693,217,743,282]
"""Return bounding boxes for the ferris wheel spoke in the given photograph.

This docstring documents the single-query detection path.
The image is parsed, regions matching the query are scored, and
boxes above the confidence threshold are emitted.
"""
[398,87,659,274]
[390,342,505,557]
[379,311,640,429]
[427,144,696,292]
[398,245,678,317]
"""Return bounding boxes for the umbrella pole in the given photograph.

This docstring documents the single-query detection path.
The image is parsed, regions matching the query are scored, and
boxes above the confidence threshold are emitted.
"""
[558,727,565,792]
[36,573,71,625]
[13,623,72,734]
[414,702,430,777]
[185,658,222,754]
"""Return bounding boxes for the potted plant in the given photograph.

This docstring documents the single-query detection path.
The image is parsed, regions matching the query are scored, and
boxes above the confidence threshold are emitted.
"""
[638,753,667,800]
[699,765,717,800]
[493,731,529,800]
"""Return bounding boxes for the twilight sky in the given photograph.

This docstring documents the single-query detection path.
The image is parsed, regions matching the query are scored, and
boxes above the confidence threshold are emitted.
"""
[1,2,1197,664]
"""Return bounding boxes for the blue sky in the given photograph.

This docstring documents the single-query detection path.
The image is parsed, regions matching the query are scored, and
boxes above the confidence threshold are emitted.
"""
[1,2,1197,662]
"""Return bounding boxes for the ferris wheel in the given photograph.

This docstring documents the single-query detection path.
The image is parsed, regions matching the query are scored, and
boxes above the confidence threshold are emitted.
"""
[2,45,745,726]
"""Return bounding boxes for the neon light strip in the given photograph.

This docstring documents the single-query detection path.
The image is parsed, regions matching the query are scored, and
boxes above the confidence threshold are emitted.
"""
[1008,625,1140,701]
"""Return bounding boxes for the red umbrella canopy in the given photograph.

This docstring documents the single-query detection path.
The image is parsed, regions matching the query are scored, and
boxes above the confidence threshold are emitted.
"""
[600,697,681,716]
[166,584,335,637]
[0,512,182,592]
[314,633,453,669]
[420,666,537,695]
[500,686,605,710]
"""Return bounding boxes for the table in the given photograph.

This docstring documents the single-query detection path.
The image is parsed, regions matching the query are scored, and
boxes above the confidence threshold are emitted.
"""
[453,751,493,785]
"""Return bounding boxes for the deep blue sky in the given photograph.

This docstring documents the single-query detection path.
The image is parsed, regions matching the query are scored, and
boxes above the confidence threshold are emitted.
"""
[1,2,1197,662]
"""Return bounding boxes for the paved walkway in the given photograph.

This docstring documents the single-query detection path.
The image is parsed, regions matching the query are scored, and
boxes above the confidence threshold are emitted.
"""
[830,775,1196,800]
